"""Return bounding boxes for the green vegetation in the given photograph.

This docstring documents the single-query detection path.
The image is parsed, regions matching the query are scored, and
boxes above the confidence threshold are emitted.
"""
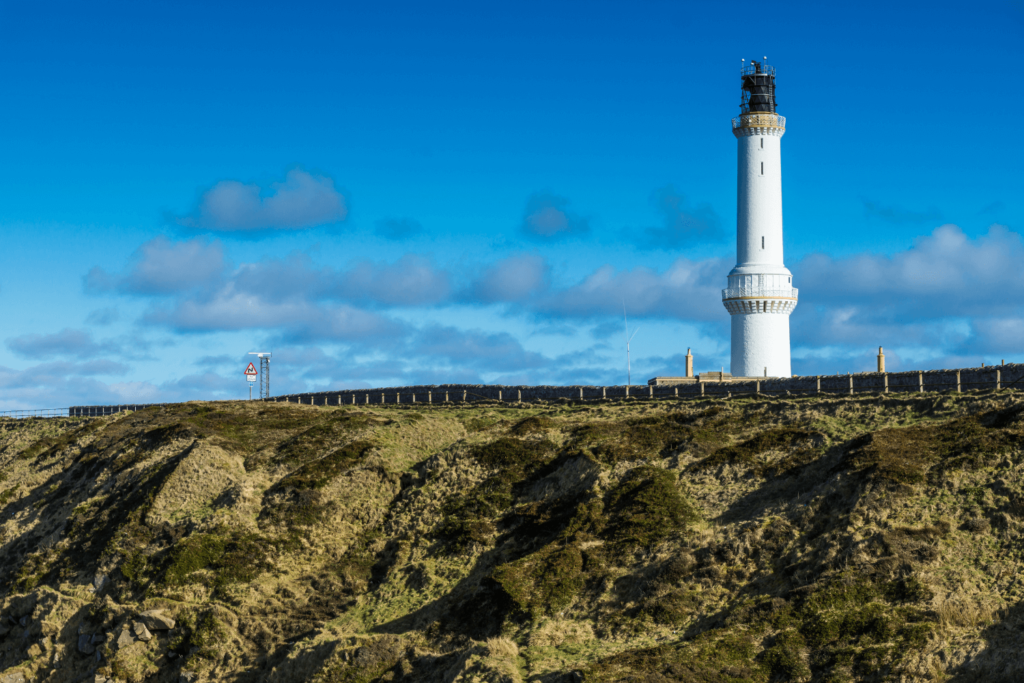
[163,531,270,587]
[435,437,557,550]
[493,543,584,618]
[0,393,1021,682]
[603,466,699,552]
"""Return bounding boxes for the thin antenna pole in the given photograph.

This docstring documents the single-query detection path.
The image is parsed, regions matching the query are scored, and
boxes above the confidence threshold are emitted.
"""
[623,303,629,386]
[623,302,640,387]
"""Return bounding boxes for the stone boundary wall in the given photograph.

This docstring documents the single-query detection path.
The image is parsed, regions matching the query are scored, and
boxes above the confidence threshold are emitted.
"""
[68,364,1024,417]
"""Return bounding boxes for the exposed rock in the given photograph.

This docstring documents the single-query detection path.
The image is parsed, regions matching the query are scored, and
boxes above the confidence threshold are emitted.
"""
[138,609,175,630]
[0,673,26,683]
[179,671,198,683]
[116,626,135,649]
[77,634,95,655]
[133,621,153,642]
[92,573,108,593]
[7,595,36,619]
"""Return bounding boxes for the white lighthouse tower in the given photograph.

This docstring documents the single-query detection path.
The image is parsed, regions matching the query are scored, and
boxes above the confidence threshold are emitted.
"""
[722,59,797,378]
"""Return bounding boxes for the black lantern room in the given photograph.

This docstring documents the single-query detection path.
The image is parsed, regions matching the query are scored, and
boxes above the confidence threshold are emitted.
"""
[740,60,776,114]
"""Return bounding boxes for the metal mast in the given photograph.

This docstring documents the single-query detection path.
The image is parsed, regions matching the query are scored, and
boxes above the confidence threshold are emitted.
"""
[249,352,272,399]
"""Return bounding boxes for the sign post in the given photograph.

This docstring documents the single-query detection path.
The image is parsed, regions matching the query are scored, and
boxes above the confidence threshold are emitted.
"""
[244,362,258,400]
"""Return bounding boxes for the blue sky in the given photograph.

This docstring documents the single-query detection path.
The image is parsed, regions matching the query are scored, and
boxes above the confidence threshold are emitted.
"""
[0,0,1021,408]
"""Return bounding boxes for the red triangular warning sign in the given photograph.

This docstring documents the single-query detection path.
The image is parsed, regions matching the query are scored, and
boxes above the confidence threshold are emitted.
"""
[244,362,258,376]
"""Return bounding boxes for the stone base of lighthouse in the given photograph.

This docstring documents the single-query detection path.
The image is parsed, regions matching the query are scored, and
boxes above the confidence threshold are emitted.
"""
[730,311,792,378]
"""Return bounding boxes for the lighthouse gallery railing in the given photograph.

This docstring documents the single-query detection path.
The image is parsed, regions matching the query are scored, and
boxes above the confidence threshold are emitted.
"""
[722,286,798,300]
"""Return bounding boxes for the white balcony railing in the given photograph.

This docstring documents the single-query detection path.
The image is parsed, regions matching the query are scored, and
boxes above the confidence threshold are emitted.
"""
[722,287,798,300]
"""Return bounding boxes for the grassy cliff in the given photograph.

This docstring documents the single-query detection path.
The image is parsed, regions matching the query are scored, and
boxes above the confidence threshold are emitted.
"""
[0,392,1022,682]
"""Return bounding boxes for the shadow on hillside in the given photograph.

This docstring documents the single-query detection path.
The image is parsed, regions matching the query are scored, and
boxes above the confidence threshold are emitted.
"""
[371,543,515,640]
[947,600,1024,683]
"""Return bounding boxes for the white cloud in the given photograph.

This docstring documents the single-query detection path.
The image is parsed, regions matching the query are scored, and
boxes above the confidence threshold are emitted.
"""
[466,254,549,303]
[521,192,589,239]
[85,236,224,295]
[537,257,728,321]
[176,168,348,231]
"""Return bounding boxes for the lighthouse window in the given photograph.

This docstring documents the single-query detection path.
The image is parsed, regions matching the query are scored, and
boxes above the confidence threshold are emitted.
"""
[760,161,764,175]
[760,137,764,149]
[761,236,764,249]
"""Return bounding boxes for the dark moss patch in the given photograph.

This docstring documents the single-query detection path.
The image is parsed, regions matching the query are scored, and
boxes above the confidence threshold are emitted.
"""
[163,530,271,587]
[169,609,227,659]
[510,415,555,436]
[572,408,740,465]
[261,440,377,528]
[492,543,584,618]
[0,484,19,506]
[603,466,699,553]
[689,427,823,476]
[843,414,1018,486]
[274,413,377,466]
[310,635,403,683]
[17,419,105,461]
[643,588,699,626]
[434,438,557,551]
[778,578,936,678]
[15,548,57,591]
[471,437,556,470]
[883,576,934,604]
[585,631,764,682]
[759,630,810,681]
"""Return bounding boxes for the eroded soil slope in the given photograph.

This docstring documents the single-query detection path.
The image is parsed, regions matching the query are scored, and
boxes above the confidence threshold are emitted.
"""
[1,393,1023,682]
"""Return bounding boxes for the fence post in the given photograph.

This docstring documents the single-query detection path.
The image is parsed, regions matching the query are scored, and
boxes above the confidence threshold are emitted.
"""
[817,378,821,395]
[518,389,522,402]
[756,380,760,395]
[625,385,630,398]
[396,393,400,404]
[602,387,606,399]
[918,372,924,393]
[701,383,705,397]
[997,369,1001,390]
[884,373,888,394]
[649,385,653,398]
[446,391,449,402]
[580,387,584,400]
[956,371,961,393]
[463,390,467,401]
[675,387,678,397]
[849,375,853,396]
[428,391,432,403]
[498,390,502,401]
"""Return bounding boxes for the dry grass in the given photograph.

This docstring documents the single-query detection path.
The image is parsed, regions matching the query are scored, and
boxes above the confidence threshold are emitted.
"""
[528,618,596,647]
[936,596,997,631]
[1,394,1023,682]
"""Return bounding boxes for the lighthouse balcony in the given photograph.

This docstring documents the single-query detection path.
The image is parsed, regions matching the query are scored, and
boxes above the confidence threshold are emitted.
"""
[722,286,798,315]
[732,113,785,137]
[722,286,797,300]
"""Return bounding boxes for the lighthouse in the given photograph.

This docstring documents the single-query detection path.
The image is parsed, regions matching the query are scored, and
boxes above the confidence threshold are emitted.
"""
[722,59,797,378]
